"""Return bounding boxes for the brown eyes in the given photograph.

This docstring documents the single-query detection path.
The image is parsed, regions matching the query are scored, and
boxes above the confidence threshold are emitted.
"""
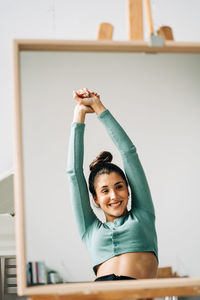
[116,185,123,190]
[101,185,123,194]
[102,189,108,193]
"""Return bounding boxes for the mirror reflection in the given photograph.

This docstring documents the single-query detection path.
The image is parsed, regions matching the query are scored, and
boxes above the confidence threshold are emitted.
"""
[19,51,200,283]
[67,87,158,283]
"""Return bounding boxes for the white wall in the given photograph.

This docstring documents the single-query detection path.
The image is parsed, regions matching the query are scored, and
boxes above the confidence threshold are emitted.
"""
[1,0,200,281]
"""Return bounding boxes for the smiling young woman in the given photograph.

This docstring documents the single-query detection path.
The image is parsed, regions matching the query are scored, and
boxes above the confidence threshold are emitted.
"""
[67,88,158,281]
[92,171,129,223]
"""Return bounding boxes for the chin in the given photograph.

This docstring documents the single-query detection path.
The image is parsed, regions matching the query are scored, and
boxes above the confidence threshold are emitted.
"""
[113,207,128,218]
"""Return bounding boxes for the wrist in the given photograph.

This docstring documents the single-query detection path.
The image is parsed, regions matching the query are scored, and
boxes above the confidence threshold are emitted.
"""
[91,100,107,115]
[73,105,86,123]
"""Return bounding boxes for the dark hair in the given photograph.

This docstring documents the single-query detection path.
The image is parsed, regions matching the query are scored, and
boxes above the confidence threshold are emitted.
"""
[88,151,129,196]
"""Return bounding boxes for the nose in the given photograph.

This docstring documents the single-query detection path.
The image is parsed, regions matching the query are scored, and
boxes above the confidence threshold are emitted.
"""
[110,189,118,200]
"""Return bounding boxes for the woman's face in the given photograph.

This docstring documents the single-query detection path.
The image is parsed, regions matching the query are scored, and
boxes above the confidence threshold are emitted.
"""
[93,172,129,222]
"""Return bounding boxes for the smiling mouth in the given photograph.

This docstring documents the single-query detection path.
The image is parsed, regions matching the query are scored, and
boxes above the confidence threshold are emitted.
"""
[109,201,122,208]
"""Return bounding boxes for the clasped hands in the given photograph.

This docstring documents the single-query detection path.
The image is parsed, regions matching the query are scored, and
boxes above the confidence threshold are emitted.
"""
[72,88,106,123]
[73,88,101,114]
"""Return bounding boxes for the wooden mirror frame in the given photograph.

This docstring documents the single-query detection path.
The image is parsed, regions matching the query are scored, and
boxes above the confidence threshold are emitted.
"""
[13,39,200,299]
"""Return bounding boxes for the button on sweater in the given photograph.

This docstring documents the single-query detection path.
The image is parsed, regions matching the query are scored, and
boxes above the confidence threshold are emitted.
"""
[67,109,158,275]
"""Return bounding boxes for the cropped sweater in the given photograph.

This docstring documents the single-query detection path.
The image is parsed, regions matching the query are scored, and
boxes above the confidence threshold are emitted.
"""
[67,109,158,275]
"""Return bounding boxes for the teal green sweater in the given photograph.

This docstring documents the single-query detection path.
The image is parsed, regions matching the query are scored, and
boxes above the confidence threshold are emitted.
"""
[67,109,158,275]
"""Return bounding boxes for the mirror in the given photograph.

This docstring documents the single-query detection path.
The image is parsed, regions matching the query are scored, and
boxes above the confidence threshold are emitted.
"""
[14,41,200,289]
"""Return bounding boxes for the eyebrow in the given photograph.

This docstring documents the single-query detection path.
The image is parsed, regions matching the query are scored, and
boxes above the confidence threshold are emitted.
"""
[100,181,123,189]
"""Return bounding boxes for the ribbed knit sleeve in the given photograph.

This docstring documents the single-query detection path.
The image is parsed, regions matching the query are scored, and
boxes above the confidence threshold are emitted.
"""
[97,109,155,215]
[66,122,97,239]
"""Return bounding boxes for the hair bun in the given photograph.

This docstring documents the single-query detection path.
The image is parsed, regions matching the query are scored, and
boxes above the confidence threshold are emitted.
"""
[89,151,112,171]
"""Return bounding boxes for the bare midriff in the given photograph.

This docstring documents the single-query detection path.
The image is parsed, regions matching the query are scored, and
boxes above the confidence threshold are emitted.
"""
[96,252,158,279]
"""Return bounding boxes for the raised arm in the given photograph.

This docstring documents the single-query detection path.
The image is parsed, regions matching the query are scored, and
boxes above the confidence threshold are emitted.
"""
[75,92,155,215]
[97,109,155,215]
[66,104,97,239]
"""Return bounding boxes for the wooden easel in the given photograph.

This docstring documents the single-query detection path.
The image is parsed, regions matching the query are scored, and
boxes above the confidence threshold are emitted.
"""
[18,3,199,300]
[97,0,174,42]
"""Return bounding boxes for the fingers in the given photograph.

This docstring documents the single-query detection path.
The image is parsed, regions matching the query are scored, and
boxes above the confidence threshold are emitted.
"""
[73,91,81,101]
[75,88,90,98]
[73,88,100,99]
[73,93,91,106]
[91,91,100,98]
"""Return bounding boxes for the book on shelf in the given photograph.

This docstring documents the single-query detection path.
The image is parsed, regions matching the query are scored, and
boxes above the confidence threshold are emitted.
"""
[38,261,47,284]
[26,261,47,285]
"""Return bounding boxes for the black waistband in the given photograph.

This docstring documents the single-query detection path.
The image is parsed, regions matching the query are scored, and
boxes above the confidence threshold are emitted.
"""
[95,273,137,281]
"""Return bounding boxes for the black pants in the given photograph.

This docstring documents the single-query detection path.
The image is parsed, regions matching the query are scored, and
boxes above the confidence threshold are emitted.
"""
[95,273,136,281]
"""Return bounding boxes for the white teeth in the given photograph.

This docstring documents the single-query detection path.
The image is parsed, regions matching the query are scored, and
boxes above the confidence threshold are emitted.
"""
[110,201,122,207]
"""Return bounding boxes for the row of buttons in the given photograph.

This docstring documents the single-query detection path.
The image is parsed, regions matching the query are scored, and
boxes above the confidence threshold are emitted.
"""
[112,230,118,254]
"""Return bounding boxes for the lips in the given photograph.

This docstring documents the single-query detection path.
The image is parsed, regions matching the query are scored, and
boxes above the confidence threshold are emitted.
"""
[109,201,122,208]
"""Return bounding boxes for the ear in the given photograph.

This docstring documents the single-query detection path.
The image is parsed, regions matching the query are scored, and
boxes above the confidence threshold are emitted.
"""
[92,194,100,206]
